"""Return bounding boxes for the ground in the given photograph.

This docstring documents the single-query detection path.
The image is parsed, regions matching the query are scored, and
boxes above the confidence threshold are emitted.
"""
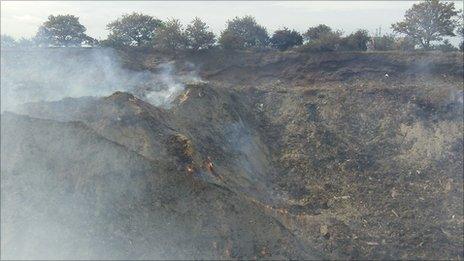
[1,48,463,259]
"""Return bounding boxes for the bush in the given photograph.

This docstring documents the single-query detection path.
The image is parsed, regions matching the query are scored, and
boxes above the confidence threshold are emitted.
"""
[270,28,303,51]
[301,24,342,52]
[371,34,396,51]
[457,24,464,51]
[1,35,17,48]
[434,39,458,52]
[219,16,269,49]
[17,37,37,48]
[340,29,370,51]
[218,31,245,50]
[395,36,416,51]
[302,31,342,52]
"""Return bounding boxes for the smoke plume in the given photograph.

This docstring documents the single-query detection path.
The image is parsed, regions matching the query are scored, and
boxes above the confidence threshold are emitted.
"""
[0,47,199,111]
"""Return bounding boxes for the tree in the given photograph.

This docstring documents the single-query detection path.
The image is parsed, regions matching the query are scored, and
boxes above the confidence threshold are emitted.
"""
[185,17,216,50]
[340,29,370,51]
[219,16,269,49]
[156,19,188,50]
[303,24,333,42]
[106,12,163,47]
[1,35,17,48]
[35,15,94,47]
[392,0,460,49]
[457,14,464,51]
[270,28,303,51]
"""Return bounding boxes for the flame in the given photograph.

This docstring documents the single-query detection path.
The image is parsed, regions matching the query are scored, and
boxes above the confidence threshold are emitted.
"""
[204,156,214,172]
[186,165,194,174]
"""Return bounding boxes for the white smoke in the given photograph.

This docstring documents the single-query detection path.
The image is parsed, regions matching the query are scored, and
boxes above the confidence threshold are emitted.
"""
[144,62,187,108]
[0,47,200,111]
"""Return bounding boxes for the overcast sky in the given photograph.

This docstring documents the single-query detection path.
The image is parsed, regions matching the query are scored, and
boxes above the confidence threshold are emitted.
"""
[1,1,463,42]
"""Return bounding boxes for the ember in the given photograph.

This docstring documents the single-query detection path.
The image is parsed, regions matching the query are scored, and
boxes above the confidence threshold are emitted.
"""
[203,156,216,174]
[186,164,195,175]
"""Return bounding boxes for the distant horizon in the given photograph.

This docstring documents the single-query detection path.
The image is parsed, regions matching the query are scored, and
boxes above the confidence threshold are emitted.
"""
[1,1,463,45]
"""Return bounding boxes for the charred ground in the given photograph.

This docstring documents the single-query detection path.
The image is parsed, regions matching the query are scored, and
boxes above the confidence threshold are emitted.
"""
[1,49,463,259]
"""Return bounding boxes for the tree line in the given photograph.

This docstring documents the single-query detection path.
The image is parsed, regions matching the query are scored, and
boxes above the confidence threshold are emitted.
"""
[2,0,463,52]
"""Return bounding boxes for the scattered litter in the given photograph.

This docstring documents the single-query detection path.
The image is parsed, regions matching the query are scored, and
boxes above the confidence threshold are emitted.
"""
[334,195,351,200]
[320,225,329,237]
[444,178,453,193]
[179,89,191,104]
[441,228,451,237]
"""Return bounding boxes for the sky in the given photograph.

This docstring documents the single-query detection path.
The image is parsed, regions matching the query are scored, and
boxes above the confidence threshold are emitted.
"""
[1,1,463,43]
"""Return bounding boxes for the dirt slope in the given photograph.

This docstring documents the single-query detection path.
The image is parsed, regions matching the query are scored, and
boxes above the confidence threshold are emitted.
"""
[1,112,319,260]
